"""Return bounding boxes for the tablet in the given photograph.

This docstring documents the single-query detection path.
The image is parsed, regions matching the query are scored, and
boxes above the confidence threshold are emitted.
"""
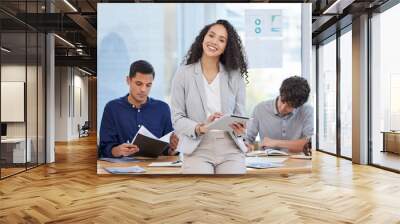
[206,114,250,131]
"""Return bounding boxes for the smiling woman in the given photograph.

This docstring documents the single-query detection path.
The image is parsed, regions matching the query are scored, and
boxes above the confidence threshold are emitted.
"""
[97,3,309,175]
[171,20,249,174]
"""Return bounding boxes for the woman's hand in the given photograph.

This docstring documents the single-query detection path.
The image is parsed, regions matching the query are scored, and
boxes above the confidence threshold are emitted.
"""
[230,122,246,136]
[195,123,208,136]
[207,112,224,123]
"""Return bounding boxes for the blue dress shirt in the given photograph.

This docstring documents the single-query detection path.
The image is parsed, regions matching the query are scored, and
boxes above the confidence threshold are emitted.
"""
[99,94,173,158]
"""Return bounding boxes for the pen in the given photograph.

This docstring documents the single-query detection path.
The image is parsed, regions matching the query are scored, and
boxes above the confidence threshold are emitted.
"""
[172,160,181,164]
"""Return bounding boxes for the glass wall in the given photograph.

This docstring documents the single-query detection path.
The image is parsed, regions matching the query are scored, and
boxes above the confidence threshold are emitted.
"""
[0,1,46,179]
[317,36,337,154]
[371,3,400,171]
[339,28,352,158]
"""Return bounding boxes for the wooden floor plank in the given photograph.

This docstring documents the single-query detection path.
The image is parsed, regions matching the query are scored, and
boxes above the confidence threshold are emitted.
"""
[1,135,400,223]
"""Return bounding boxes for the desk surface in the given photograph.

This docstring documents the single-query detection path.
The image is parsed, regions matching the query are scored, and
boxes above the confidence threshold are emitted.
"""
[97,156,312,175]
[1,138,27,143]
[381,131,400,134]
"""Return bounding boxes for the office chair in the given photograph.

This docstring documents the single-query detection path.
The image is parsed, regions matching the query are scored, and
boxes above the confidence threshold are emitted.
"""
[78,121,90,138]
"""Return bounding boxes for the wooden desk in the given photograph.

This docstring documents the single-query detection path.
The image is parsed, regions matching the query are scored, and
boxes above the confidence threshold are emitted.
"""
[1,138,31,163]
[97,156,312,175]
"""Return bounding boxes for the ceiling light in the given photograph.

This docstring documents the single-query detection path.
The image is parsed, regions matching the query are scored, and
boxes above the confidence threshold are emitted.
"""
[1,47,11,53]
[78,67,93,76]
[63,0,78,12]
[54,34,75,48]
[322,0,354,15]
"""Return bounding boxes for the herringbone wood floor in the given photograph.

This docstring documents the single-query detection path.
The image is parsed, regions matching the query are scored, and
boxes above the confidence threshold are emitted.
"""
[1,135,400,224]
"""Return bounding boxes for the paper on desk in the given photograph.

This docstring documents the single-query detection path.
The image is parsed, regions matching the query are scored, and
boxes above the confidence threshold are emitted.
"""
[148,161,182,167]
[246,162,284,169]
[245,157,285,169]
[246,150,268,157]
[263,148,289,156]
[99,157,140,163]
[290,155,312,160]
[104,166,145,174]
[246,157,287,164]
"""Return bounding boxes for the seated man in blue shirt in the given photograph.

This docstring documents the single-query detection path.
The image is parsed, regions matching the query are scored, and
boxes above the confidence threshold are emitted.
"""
[99,60,179,158]
[246,76,313,154]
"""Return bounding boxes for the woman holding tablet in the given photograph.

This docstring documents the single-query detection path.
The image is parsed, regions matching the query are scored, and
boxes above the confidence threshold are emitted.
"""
[171,19,249,174]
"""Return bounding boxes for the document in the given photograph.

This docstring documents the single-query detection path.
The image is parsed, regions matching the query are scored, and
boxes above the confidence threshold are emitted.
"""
[104,166,146,174]
[263,148,289,156]
[205,114,250,131]
[148,160,182,167]
[245,157,285,169]
[290,155,312,160]
[130,126,171,158]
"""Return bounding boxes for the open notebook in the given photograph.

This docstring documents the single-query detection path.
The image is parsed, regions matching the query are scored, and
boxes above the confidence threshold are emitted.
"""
[246,148,289,157]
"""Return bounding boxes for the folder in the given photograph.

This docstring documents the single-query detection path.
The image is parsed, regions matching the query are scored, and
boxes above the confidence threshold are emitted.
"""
[130,126,171,158]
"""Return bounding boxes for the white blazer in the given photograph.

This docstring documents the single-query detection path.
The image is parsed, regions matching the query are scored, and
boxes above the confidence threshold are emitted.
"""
[170,61,247,154]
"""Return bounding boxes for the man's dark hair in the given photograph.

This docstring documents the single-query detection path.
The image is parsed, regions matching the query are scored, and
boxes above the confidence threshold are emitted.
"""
[129,60,155,78]
[279,76,310,108]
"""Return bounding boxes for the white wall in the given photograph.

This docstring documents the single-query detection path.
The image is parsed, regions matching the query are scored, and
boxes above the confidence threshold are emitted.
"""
[1,64,46,164]
[54,67,89,141]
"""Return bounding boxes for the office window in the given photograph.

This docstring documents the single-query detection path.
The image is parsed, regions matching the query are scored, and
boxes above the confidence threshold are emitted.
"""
[1,32,28,178]
[371,3,400,171]
[317,37,337,154]
[340,28,352,158]
[0,1,46,179]
[98,3,306,129]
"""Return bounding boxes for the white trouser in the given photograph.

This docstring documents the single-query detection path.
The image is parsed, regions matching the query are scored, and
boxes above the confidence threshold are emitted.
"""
[182,131,246,174]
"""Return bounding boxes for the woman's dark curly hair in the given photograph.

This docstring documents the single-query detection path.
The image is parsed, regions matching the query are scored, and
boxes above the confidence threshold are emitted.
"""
[279,76,310,108]
[183,19,248,82]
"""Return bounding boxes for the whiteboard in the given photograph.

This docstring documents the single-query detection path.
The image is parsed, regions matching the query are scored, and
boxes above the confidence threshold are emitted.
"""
[1,82,25,122]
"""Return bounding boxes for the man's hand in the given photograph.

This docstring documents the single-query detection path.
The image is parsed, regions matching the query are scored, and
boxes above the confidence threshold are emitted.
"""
[168,133,179,155]
[261,136,277,148]
[111,143,139,157]
[245,142,255,152]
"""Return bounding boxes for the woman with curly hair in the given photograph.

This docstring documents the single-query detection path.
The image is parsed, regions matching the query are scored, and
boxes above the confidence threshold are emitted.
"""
[171,19,249,174]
